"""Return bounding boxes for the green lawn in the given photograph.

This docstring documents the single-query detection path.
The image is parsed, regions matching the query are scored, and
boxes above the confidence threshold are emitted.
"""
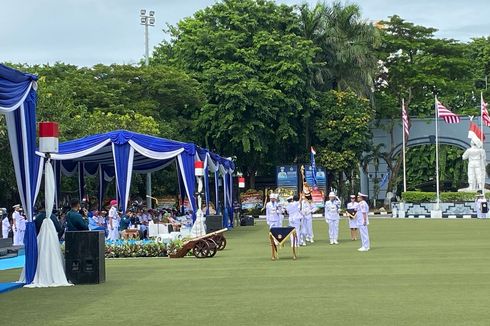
[1,219,490,326]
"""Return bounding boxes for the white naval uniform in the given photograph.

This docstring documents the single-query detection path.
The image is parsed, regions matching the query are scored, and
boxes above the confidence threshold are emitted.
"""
[301,200,316,242]
[2,216,10,239]
[324,199,340,243]
[347,201,359,228]
[286,201,303,247]
[13,211,25,245]
[356,200,370,249]
[107,206,120,241]
[266,201,281,229]
[475,198,488,218]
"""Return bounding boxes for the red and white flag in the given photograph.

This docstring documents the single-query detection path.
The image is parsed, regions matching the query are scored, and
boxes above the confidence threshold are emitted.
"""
[481,93,490,127]
[468,122,485,147]
[402,101,410,139]
[436,97,460,124]
[310,146,316,155]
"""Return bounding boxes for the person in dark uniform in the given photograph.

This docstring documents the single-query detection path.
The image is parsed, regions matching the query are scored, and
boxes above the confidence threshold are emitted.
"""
[66,199,89,231]
[34,203,64,240]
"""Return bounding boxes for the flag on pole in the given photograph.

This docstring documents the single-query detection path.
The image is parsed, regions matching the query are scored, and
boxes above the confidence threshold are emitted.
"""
[436,98,460,124]
[468,122,486,147]
[482,93,490,127]
[310,146,318,187]
[402,101,411,140]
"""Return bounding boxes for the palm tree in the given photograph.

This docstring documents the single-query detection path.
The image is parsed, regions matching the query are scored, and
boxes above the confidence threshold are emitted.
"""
[298,1,381,97]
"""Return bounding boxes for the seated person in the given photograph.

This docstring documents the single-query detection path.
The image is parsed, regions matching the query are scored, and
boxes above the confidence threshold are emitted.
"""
[34,203,64,240]
[66,199,89,231]
[119,212,135,239]
[165,212,182,232]
[88,211,105,231]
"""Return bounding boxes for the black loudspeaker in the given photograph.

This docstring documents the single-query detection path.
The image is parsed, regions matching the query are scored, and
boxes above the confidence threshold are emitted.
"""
[65,231,105,284]
[240,215,255,226]
[482,202,488,213]
[206,215,223,233]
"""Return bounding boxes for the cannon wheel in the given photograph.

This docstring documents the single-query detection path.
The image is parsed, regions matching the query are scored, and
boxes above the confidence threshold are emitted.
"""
[206,239,218,258]
[193,240,210,258]
[214,234,227,251]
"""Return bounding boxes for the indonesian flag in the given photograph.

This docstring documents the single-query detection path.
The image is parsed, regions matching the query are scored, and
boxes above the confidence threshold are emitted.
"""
[482,93,490,127]
[468,122,485,148]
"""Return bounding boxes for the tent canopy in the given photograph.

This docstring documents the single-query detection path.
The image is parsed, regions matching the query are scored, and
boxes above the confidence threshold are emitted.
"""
[37,130,235,217]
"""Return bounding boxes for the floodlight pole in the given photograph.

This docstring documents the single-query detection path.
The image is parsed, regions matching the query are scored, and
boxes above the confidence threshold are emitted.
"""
[140,9,155,208]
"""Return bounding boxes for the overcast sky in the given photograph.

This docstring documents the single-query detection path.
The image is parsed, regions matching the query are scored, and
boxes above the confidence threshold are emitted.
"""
[1,0,489,67]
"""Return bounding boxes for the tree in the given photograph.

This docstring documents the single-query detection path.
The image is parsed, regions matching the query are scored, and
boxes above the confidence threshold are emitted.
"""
[374,16,476,193]
[314,90,374,196]
[296,1,380,150]
[155,0,317,187]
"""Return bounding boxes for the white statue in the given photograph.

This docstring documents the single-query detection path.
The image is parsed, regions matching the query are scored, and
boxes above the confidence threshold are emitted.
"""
[462,140,486,191]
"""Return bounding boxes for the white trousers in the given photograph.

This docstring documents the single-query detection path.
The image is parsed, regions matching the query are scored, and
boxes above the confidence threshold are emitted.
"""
[302,218,313,240]
[108,227,119,241]
[359,224,370,249]
[14,229,25,246]
[2,228,9,239]
[289,219,302,246]
[327,219,339,241]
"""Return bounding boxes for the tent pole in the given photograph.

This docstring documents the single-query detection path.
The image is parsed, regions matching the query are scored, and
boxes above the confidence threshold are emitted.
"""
[146,172,152,209]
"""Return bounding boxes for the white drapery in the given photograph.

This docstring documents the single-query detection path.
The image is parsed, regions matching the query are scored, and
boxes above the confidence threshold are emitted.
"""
[25,160,72,288]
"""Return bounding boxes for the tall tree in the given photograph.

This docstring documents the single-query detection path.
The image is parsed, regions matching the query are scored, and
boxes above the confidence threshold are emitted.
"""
[155,0,317,186]
[314,90,374,196]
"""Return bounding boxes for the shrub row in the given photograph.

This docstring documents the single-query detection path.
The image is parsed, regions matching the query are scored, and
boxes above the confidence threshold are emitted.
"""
[402,191,489,203]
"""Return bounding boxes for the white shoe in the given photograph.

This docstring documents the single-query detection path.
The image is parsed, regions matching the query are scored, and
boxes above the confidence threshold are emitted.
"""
[301,242,307,246]
[357,247,365,251]
[334,240,339,245]
[330,241,334,245]
[310,239,314,243]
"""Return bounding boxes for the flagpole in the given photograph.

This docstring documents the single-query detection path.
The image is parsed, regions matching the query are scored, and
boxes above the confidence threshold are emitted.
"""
[435,96,440,209]
[481,92,485,195]
[402,98,407,193]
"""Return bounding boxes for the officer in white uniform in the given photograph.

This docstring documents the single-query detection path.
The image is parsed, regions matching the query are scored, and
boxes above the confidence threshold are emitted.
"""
[346,195,359,240]
[475,193,488,218]
[108,200,120,241]
[286,195,303,247]
[12,204,25,245]
[266,194,281,229]
[301,194,316,244]
[356,193,370,251]
[2,211,10,239]
[324,192,340,245]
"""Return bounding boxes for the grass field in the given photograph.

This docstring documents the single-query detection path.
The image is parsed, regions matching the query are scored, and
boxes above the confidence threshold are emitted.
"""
[1,219,490,326]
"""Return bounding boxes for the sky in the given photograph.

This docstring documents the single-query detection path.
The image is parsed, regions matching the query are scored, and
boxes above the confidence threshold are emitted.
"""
[1,0,489,67]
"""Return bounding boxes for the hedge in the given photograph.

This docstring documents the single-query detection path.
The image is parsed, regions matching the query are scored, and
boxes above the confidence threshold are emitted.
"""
[402,191,489,203]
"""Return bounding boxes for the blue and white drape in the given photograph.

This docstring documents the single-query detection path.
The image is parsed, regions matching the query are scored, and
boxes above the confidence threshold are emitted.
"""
[0,64,44,284]
[195,149,235,227]
[38,130,200,218]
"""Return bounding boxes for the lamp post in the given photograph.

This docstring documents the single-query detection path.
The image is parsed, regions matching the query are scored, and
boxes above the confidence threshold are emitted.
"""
[140,9,155,66]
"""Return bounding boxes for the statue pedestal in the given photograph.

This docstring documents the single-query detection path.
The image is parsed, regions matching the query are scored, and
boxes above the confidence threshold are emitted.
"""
[430,210,442,218]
